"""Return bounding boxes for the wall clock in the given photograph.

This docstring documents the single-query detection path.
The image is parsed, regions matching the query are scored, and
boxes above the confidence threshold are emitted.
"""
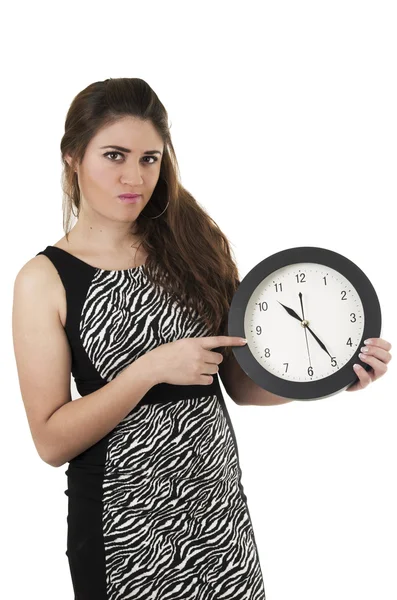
[228,246,382,401]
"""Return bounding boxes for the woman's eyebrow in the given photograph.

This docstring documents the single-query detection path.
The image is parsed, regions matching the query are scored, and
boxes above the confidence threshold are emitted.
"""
[100,145,162,155]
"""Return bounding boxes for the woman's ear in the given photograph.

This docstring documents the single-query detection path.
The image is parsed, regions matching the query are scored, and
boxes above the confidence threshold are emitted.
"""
[64,153,74,169]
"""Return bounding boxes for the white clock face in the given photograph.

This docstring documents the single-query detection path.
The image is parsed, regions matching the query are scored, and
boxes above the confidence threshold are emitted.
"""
[244,262,365,382]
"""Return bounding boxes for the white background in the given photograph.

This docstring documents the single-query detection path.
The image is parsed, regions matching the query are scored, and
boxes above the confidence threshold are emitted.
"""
[2,1,396,598]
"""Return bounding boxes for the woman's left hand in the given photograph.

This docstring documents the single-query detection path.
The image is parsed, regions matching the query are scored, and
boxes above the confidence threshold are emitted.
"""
[346,338,392,392]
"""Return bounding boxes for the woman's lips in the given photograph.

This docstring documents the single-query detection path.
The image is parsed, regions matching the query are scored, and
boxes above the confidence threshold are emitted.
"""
[118,195,142,204]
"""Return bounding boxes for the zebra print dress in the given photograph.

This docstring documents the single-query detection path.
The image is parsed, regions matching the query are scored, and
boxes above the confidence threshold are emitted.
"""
[36,245,267,600]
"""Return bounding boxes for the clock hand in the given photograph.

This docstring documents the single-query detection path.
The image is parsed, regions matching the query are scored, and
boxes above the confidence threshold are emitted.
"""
[277,301,302,322]
[299,292,313,372]
[298,292,305,321]
[278,298,333,359]
[298,293,333,359]
[305,324,333,359]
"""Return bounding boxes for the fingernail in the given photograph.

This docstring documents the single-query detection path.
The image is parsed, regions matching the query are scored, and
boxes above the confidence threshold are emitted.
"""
[240,338,247,344]
[353,364,361,370]
[364,339,372,345]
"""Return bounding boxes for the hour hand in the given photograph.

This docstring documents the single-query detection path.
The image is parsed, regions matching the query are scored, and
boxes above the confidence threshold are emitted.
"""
[278,301,302,322]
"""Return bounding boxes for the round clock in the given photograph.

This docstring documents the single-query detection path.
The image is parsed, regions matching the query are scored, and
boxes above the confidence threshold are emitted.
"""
[228,246,382,401]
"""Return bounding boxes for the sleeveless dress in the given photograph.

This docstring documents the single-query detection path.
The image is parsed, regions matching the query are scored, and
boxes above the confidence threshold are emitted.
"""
[36,245,267,600]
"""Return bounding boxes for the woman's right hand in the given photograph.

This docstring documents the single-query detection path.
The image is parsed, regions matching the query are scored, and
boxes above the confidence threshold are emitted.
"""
[147,336,247,386]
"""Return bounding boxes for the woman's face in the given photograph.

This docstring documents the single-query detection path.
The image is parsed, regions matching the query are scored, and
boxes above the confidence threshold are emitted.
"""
[66,116,164,224]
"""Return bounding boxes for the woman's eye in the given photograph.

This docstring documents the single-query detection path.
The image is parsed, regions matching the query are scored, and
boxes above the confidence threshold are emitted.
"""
[104,151,123,161]
[103,152,158,165]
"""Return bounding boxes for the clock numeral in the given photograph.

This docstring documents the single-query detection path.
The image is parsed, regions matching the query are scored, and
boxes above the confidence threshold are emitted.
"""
[274,283,283,292]
[264,348,271,358]
[295,273,306,283]
[323,276,327,285]
[331,357,338,367]
[341,290,347,301]
[256,325,262,335]
[308,366,314,377]
[257,301,269,312]
[350,313,356,323]
[347,337,352,347]
[283,363,289,373]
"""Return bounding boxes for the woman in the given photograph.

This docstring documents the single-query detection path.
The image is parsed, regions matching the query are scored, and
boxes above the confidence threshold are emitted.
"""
[13,77,393,599]
[12,77,268,599]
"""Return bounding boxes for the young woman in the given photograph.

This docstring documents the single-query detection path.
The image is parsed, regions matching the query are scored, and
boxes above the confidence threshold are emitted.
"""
[12,77,268,599]
[13,76,393,599]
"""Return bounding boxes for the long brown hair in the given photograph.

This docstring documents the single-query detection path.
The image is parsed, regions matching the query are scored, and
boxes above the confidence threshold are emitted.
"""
[60,77,241,361]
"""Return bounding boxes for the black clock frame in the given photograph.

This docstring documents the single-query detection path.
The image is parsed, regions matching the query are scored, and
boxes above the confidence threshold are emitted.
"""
[228,246,382,401]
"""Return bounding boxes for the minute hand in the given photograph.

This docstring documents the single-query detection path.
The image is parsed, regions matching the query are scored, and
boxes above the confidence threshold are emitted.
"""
[277,301,333,359]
